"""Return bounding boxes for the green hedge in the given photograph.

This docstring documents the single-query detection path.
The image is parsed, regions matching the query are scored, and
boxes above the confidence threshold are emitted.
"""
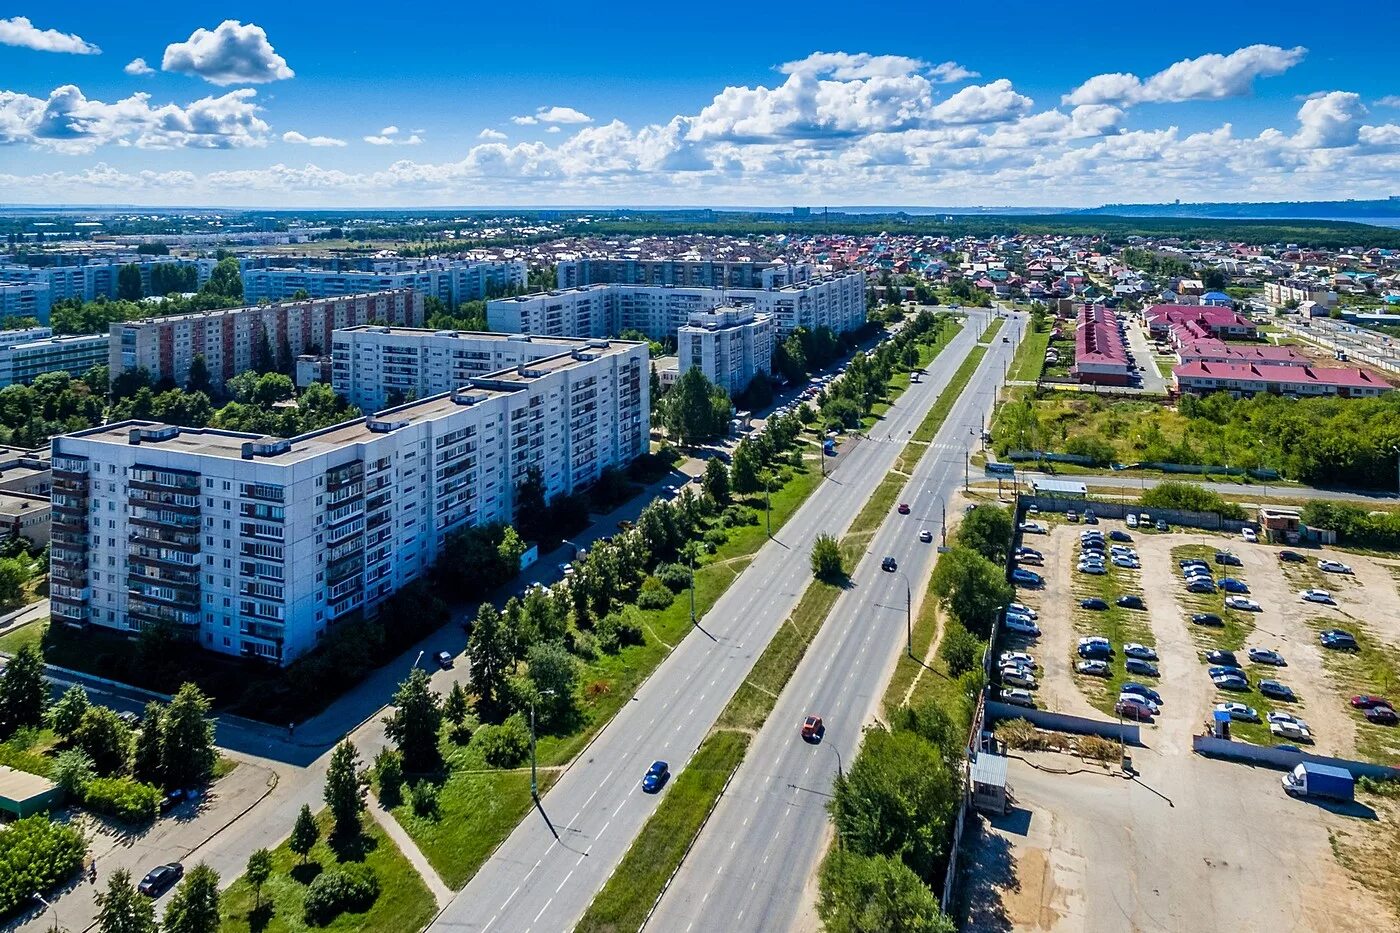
[0,815,86,917]
[82,776,162,823]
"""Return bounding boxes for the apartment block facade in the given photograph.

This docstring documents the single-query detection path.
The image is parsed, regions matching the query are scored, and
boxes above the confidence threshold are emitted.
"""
[111,290,424,389]
[0,282,53,323]
[330,325,648,413]
[556,258,813,290]
[51,343,648,665]
[241,259,526,307]
[0,258,215,304]
[0,333,110,388]
[678,307,774,395]
[486,272,865,342]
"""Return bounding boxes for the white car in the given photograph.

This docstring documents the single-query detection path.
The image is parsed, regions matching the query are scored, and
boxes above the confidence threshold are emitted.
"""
[1000,688,1035,708]
[1270,719,1312,741]
[1112,556,1141,569]
[1300,589,1335,604]
[1000,651,1036,669]
[1079,636,1111,650]
[1008,602,1038,619]
[1078,562,1107,575]
[1004,617,1041,636]
[1319,559,1353,575]
[1019,521,1048,534]
[1224,595,1262,612]
[1001,668,1037,688]
[1214,702,1259,722]
[1242,528,1258,543]
[1125,514,1139,528]
[1267,710,1309,729]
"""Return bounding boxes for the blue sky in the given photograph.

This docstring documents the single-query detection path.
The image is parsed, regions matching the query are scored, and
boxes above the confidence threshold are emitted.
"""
[2,0,1398,207]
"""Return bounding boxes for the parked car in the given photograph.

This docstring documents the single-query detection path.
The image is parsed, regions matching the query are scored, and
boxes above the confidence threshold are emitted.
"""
[1121,683,1163,705]
[1301,589,1335,605]
[1115,698,1155,721]
[1125,658,1159,677]
[1078,562,1107,575]
[1001,667,1036,688]
[1221,578,1250,594]
[1000,651,1036,669]
[1000,688,1036,708]
[138,864,184,897]
[1213,673,1250,691]
[1215,551,1242,566]
[1187,580,1218,594]
[1112,556,1141,569]
[1225,595,1262,612]
[1319,559,1353,574]
[1019,520,1048,534]
[1155,519,1169,532]
[1078,642,1113,660]
[435,651,454,668]
[1320,629,1359,650]
[881,556,898,572]
[1205,649,1238,666]
[1259,680,1297,702]
[801,715,825,741]
[1192,612,1224,627]
[1076,659,1111,677]
[1109,530,1133,542]
[1117,595,1145,610]
[1017,547,1044,560]
[641,760,671,793]
[1180,558,1209,570]
[1209,664,1246,680]
[1124,643,1157,660]
[1242,528,1258,543]
[1278,550,1306,563]
[1351,695,1392,710]
[1365,706,1399,725]
[1125,514,1139,528]
[919,529,933,543]
[1248,647,1287,666]
[1083,511,1098,524]
[1270,719,1312,741]
[1004,616,1041,636]
[1215,702,1260,722]
[1066,510,1079,522]
[1012,568,1043,587]
[1080,597,1110,611]
[1008,602,1038,619]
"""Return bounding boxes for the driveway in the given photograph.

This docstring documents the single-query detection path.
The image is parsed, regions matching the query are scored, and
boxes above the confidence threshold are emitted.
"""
[1124,321,1170,393]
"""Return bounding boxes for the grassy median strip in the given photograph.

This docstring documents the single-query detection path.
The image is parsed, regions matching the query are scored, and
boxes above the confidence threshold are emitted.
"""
[896,342,989,474]
[977,316,1005,343]
[1007,326,1052,382]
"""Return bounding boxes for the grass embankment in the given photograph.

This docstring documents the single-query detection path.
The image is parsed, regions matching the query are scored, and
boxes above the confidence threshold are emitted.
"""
[1303,615,1400,763]
[895,343,989,474]
[865,321,962,426]
[1068,543,1152,715]
[219,810,435,933]
[0,727,58,777]
[0,617,45,654]
[1007,327,1052,382]
[1330,781,1400,919]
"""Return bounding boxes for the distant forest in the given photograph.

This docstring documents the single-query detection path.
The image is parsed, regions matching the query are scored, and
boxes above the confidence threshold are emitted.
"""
[1074,198,1400,221]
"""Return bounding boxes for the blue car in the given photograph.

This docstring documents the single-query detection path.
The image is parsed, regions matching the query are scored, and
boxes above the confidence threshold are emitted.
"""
[1221,578,1250,594]
[1121,682,1162,705]
[641,760,670,793]
[1012,568,1043,587]
[1209,665,1246,681]
[1125,658,1159,677]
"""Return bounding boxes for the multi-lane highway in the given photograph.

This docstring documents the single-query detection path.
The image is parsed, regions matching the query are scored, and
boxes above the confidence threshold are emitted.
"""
[648,312,1023,933]
[428,309,1001,933]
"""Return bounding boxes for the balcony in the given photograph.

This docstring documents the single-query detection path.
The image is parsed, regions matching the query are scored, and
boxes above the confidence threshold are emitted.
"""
[128,600,199,628]
[52,514,89,535]
[326,517,365,545]
[129,528,200,552]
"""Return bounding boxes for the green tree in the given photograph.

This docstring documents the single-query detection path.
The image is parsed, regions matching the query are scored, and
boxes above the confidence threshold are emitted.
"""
[0,556,28,605]
[74,706,134,776]
[374,746,405,806]
[0,642,46,738]
[245,848,273,910]
[702,457,731,505]
[730,440,762,495]
[443,681,469,724]
[161,683,216,788]
[663,367,726,446]
[96,869,158,933]
[52,747,96,796]
[817,849,953,933]
[810,533,846,582]
[186,353,211,394]
[497,525,527,573]
[937,622,982,677]
[929,546,1013,639]
[49,683,91,738]
[469,603,513,718]
[289,803,320,864]
[131,702,165,786]
[117,264,144,301]
[953,505,1013,563]
[324,739,366,838]
[202,257,242,300]
[829,728,959,881]
[383,668,443,773]
[162,862,220,933]
[524,640,578,727]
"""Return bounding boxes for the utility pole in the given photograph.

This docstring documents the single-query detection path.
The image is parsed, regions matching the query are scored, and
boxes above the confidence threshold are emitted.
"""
[765,473,772,538]
[688,546,696,625]
[965,450,970,492]
[528,689,556,801]
[941,499,947,547]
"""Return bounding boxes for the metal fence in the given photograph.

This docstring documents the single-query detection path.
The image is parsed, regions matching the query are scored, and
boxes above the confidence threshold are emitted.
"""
[1192,735,1400,780]
[1021,494,1258,534]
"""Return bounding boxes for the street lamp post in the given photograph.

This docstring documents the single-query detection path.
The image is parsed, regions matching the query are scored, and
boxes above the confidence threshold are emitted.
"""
[529,689,556,801]
[889,564,913,657]
[765,472,772,538]
[688,546,697,626]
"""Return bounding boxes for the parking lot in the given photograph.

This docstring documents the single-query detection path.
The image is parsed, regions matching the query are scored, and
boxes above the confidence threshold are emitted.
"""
[974,513,1400,930]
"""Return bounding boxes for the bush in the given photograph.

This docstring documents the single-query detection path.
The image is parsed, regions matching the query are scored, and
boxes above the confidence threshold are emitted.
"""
[993,718,1050,751]
[476,714,531,768]
[1064,435,1117,466]
[938,623,983,677]
[303,863,380,924]
[448,718,475,746]
[51,748,95,797]
[1075,735,1121,762]
[373,748,403,808]
[567,629,600,660]
[0,815,86,916]
[654,562,691,593]
[1140,480,1246,520]
[810,533,845,582]
[637,576,674,610]
[596,611,645,654]
[82,776,161,823]
[408,780,440,819]
[703,527,729,548]
[720,505,758,528]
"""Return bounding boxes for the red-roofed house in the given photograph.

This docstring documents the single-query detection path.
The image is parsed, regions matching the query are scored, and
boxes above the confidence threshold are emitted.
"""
[1173,361,1392,398]
[1072,305,1132,386]
[1177,339,1310,368]
[1147,305,1257,344]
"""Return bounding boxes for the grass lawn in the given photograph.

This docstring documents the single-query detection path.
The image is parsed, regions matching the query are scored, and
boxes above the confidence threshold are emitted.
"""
[1302,615,1400,763]
[219,810,435,933]
[1067,548,1153,714]
[574,730,749,933]
[848,472,907,541]
[0,617,45,654]
[0,727,58,777]
[864,320,962,428]
[1007,327,1052,382]
[978,317,1005,343]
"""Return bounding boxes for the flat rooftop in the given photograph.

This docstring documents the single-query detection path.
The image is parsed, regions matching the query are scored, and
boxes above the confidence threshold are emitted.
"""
[120,290,414,328]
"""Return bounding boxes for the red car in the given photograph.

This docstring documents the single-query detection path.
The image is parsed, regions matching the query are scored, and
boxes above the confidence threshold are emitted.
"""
[1351,695,1392,709]
[801,715,825,741]
[897,503,910,515]
[1365,706,1399,726]
[1114,699,1153,722]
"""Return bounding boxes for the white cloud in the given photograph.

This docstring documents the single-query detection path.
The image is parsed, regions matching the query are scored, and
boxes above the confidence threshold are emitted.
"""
[928,79,1033,125]
[363,125,421,146]
[780,51,928,81]
[0,16,100,55]
[162,20,294,86]
[511,115,537,126]
[478,128,507,140]
[283,130,346,147]
[124,58,155,76]
[0,84,269,152]
[927,61,980,84]
[546,125,561,133]
[1064,44,1306,105]
[1375,95,1400,108]
[1293,91,1366,149]
[513,106,593,126]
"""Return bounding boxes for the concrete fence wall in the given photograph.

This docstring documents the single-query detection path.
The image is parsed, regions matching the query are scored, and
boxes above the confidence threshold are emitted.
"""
[1020,494,1257,535]
[984,700,1143,745]
[1192,735,1400,780]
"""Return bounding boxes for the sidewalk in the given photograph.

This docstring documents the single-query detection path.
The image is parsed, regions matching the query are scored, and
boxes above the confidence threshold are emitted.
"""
[366,792,453,907]
[0,597,48,639]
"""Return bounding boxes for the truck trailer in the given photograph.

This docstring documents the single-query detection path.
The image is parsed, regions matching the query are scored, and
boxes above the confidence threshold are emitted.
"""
[1281,762,1354,803]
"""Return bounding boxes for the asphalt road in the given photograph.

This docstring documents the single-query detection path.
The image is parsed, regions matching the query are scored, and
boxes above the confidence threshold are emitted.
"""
[427,310,1000,933]
[647,315,1023,933]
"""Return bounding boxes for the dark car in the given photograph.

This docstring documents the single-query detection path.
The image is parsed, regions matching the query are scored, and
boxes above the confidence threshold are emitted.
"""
[1365,706,1399,726]
[1192,613,1224,627]
[1115,699,1154,721]
[1279,550,1306,563]
[641,760,670,793]
[1080,598,1110,611]
[1109,530,1132,542]
[1121,682,1163,705]
[1205,649,1238,666]
[1180,559,1209,569]
[1221,578,1250,594]
[1260,680,1297,702]
[436,651,453,668]
[1116,595,1145,610]
[801,715,825,742]
[1186,580,1217,594]
[897,503,911,515]
[138,863,183,897]
[881,556,898,572]
[1213,673,1250,691]
[1125,658,1159,677]
[160,788,186,813]
[1320,629,1359,651]
[1215,551,1242,567]
[1078,643,1112,660]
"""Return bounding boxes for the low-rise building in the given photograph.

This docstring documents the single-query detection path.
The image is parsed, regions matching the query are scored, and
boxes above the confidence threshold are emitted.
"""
[1173,361,1392,398]
[1264,279,1336,309]
[678,306,774,395]
[1070,305,1132,386]
[1176,340,1309,368]
[1147,305,1258,344]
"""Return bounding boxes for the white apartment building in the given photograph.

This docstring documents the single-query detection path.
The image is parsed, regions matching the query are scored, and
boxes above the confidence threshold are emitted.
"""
[486,272,865,341]
[1264,279,1337,308]
[0,258,214,304]
[0,333,110,388]
[678,307,774,395]
[555,258,814,290]
[331,325,648,413]
[51,341,648,664]
[111,290,423,389]
[241,259,527,307]
[0,281,53,323]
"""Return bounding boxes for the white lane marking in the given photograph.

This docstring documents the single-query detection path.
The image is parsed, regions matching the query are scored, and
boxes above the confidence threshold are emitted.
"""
[598,819,612,838]
[483,914,498,933]
[534,899,553,923]
[501,885,521,909]
[556,870,573,893]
